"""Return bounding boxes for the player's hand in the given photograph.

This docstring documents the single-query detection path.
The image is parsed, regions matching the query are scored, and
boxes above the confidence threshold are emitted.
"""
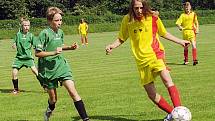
[71,42,78,50]
[195,30,199,34]
[105,44,113,55]
[181,40,190,47]
[179,27,184,31]
[56,47,62,54]
[12,44,16,49]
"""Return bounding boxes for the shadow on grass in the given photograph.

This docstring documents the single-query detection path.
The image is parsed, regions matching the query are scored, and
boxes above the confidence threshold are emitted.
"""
[0,88,45,94]
[71,115,163,121]
[166,62,185,65]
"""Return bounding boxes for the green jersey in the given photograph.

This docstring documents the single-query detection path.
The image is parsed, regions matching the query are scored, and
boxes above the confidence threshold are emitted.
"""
[36,28,73,83]
[13,31,35,59]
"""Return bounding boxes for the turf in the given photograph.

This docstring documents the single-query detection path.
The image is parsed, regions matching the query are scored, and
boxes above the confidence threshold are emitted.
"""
[0,24,215,121]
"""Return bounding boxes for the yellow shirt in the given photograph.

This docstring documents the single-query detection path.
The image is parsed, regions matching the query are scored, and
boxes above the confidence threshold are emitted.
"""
[118,15,167,67]
[176,12,198,30]
[78,22,88,35]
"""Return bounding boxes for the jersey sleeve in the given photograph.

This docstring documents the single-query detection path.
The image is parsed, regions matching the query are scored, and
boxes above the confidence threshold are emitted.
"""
[35,30,46,51]
[194,12,198,23]
[157,17,167,37]
[31,34,37,49]
[176,14,183,25]
[118,15,129,41]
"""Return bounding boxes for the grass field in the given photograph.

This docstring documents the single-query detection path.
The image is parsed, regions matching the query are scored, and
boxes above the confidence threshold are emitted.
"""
[0,24,215,121]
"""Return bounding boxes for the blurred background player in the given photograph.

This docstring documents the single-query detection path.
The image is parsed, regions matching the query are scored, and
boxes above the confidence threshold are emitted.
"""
[78,18,89,45]
[35,7,90,121]
[11,17,38,94]
[106,0,190,120]
[176,0,199,65]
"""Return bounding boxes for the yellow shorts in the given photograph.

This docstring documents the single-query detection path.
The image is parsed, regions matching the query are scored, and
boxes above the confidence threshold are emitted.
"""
[183,30,196,41]
[138,59,165,86]
[81,33,87,37]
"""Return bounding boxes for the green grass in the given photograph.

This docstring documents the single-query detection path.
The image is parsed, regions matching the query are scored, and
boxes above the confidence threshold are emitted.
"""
[0,24,215,121]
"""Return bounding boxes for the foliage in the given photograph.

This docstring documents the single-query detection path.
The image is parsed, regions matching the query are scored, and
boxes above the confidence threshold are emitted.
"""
[0,0,215,20]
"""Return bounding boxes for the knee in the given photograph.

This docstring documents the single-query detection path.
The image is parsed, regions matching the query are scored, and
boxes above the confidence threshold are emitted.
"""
[49,96,57,104]
[147,92,156,101]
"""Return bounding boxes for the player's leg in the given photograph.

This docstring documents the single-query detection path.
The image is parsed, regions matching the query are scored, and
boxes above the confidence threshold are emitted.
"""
[191,40,198,65]
[160,69,181,107]
[183,32,189,65]
[30,65,44,88]
[63,80,90,121]
[44,88,57,121]
[81,35,84,45]
[144,82,174,113]
[183,45,189,65]
[12,68,19,94]
[85,34,88,45]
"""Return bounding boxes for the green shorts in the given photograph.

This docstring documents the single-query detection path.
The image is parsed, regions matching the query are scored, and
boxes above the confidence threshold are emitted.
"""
[12,57,35,69]
[37,73,73,89]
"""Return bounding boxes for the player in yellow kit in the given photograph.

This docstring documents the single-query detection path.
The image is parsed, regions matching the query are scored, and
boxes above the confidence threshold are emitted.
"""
[106,0,190,120]
[78,18,89,45]
[176,0,199,65]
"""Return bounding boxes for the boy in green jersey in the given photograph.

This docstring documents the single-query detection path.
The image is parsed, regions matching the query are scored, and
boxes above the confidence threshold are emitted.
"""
[11,17,38,94]
[35,7,90,121]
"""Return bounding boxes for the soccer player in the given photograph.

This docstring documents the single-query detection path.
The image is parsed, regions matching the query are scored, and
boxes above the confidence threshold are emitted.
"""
[35,7,90,121]
[176,0,199,65]
[11,17,38,94]
[105,0,190,120]
[78,18,89,45]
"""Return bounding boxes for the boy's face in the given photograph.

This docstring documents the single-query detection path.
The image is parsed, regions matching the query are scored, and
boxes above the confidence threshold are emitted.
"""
[133,0,143,18]
[184,2,191,13]
[50,13,62,31]
[22,21,30,33]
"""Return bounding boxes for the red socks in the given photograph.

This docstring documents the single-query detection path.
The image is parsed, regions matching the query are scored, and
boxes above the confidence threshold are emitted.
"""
[168,86,181,107]
[184,48,188,62]
[157,96,174,113]
[192,48,197,61]
[184,48,197,61]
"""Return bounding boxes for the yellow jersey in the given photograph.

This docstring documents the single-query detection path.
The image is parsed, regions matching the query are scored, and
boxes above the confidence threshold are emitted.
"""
[118,15,167,67]
[78,22,88,35]
[176,12,198,30]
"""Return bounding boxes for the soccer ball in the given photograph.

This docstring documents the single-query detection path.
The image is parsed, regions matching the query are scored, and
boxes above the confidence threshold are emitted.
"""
[171,106,192,121]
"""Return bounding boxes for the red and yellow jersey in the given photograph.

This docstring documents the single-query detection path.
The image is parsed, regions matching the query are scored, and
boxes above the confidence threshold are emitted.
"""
[78,22,88,35]
[118,15,167,67]
[176,11,198,30]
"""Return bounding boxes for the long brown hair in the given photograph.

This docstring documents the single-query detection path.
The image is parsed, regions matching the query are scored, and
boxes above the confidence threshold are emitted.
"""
[128,0,152,21]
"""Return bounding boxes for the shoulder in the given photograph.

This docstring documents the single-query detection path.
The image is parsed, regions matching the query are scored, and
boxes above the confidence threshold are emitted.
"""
[192,11,197,15]
[152,15,158,19]
[39,29,49,36]
[122,14,130,22]
[28,32,34,36]
[58,29,64,34]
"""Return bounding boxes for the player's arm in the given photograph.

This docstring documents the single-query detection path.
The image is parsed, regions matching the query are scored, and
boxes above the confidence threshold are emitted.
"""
[162,32,190,47]
[176,15,184,31]
[86,24,88,33]
[195,17,199,34]
[62,42,78,50]
[12,35,17,49]
[35,47,62,58]
[176,24,184,31]
[105,38,124,55]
